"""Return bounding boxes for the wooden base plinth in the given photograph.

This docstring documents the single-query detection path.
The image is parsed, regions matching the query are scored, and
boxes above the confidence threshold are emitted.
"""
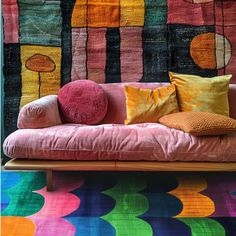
[46,170,53,191]
[5,159,236,191]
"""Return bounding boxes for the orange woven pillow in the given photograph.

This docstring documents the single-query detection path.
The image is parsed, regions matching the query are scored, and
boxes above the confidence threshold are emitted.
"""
[159,112,236,136]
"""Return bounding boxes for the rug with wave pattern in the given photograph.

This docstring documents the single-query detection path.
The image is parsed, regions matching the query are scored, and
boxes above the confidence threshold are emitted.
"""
[1,171,236,236]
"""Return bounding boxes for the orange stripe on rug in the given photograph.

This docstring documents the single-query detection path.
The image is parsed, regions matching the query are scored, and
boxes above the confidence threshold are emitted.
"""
[169,175,215,217]
[1,216,35,236]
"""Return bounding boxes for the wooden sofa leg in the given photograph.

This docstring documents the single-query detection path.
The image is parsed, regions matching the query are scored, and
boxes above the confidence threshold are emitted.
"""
[46,170,53,191]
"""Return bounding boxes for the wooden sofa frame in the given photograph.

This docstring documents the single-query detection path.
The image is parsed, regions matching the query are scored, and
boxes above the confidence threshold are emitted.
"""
[5,159,236,191]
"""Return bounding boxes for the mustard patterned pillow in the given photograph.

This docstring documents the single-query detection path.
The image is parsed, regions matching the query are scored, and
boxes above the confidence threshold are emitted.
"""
[169,72,232,116]
[124,84,179,125]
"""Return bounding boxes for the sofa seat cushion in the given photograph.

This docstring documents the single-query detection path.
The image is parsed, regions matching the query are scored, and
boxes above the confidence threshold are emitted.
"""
[3,124,236,162]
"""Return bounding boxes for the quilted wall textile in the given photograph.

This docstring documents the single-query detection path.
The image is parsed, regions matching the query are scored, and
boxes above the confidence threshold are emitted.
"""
[2,0,236,136]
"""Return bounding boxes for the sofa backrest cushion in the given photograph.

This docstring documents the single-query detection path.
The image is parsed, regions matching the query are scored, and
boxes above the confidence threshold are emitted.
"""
[100,83,236,124]
[58,80,108,124]
[229,84,236,119]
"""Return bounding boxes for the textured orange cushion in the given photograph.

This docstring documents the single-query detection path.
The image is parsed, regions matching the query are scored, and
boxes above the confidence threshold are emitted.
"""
[169,72,232,116]
[124,84,179,125]
[159,112,236,136]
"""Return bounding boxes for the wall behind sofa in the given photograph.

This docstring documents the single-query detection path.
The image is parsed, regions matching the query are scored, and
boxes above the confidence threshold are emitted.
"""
[2,0,236,137]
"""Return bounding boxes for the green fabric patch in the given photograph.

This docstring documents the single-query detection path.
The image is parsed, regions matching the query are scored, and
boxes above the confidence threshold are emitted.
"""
[18,0,62,46]
[145,0,167,26]
[1,172,46,216]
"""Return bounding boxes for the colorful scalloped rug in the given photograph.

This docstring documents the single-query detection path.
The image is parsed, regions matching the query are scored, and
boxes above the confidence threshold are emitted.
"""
[1,171,236,236]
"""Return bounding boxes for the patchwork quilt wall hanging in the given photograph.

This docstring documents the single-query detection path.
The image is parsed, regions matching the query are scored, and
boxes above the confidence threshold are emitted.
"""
[2,0,236,136]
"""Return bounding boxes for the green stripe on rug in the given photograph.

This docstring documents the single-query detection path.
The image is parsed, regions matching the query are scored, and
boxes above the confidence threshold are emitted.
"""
[2,172,45,216]
[102,174,152,236]
[179,218,225,236]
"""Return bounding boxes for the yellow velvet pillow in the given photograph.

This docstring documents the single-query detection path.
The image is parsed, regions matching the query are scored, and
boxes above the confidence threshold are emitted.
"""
[169,72,232,116]
[124,84,179,125]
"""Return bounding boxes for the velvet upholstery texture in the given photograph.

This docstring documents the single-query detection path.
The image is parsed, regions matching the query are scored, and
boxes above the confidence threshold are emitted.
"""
[159,112,236,136]
[17,95,62,129]
[124,84,179,125]
[3,82,236,162]
[58,80,108,124]
[3,123,236,161]
[169,72,232,116]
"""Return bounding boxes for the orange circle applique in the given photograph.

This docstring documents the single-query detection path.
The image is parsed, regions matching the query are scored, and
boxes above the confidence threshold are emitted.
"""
[190,32,232,69]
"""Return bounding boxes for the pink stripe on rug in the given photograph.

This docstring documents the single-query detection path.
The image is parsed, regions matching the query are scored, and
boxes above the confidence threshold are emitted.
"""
[29,173,84,217]
[120,27,143,82]
[28,217,76,236]
[87,28,106,83]
[2,0,19,43]
[31,188,80,217]
[71,28,87,80]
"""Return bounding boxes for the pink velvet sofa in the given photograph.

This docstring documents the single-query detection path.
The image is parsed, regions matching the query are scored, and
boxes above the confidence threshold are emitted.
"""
[3,83,236,190]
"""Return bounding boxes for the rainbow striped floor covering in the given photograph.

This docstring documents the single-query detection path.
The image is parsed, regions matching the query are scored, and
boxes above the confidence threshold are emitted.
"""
[1,171,236,236]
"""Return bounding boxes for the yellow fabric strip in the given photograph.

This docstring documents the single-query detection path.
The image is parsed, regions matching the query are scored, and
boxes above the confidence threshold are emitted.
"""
[120,0,144,26]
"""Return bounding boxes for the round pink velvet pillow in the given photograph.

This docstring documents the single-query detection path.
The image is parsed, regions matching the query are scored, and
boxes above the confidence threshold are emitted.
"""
[58,80,108,124]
